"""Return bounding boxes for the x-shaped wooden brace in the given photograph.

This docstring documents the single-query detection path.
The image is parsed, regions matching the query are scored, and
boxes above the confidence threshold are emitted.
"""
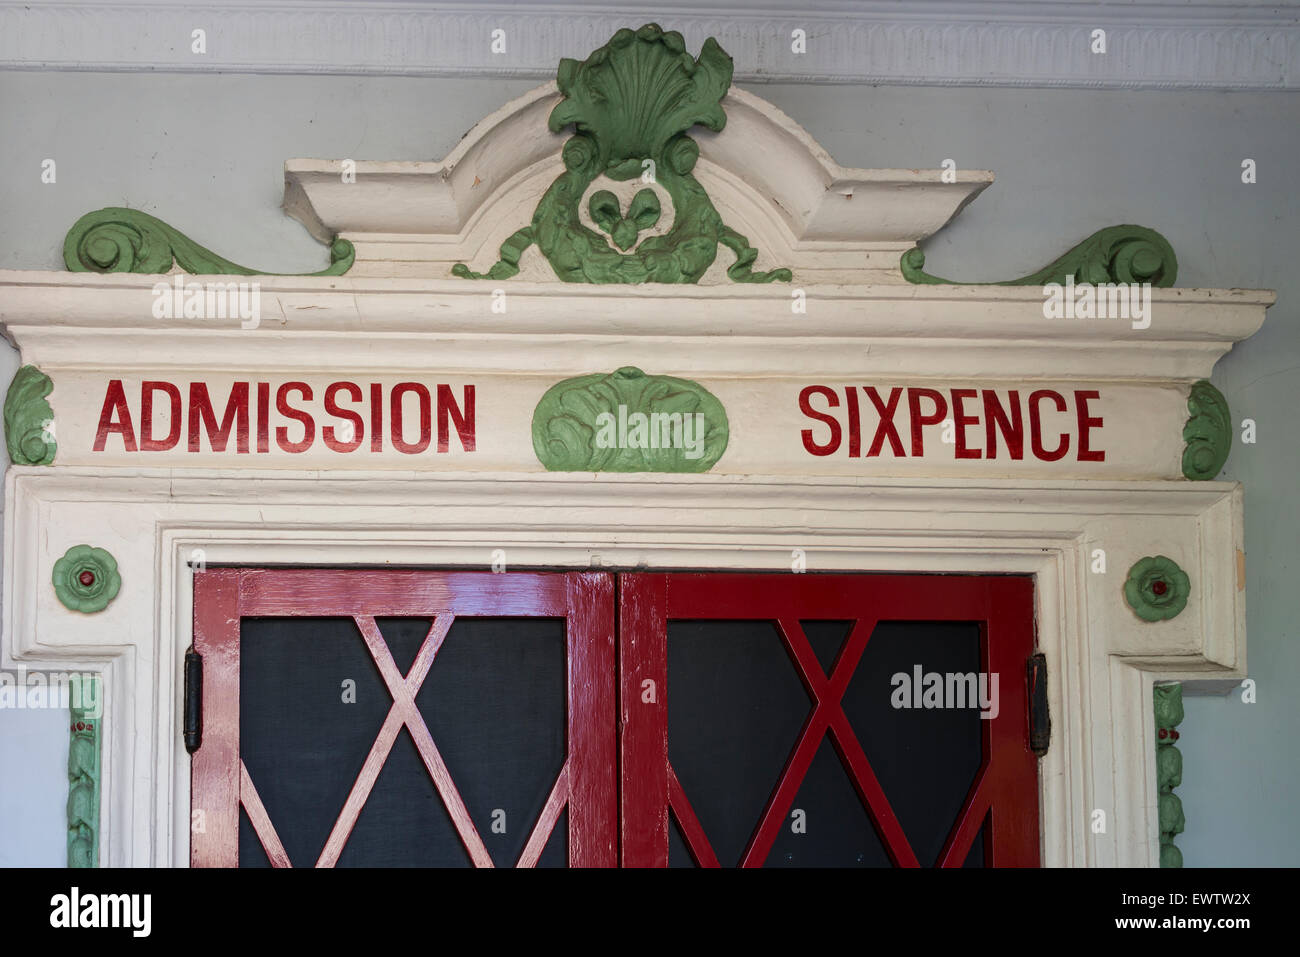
[313,615,492,867]
[239,614,571,868]
[740,617,921,867]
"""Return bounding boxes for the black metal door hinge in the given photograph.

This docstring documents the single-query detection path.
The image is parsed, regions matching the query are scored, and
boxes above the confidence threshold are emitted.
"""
[1027,652,1050,756]
[183,648,203,754]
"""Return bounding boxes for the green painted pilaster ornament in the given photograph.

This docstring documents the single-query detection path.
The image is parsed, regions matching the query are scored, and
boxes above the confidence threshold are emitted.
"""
[1124,555,1190,622]
[901,224,1177,287]
[3,364,56,466]
[533,366,728,472]
[68,673,102,868]
[454,24,790,285]
[1182,380,1232,480]
[1154,682,1184,868]
[52,545,122,614]
[64,207,354,275]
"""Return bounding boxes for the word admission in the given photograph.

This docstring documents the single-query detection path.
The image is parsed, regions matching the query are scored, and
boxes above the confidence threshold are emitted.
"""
[93,380,476,454]
[799,385,1105,461]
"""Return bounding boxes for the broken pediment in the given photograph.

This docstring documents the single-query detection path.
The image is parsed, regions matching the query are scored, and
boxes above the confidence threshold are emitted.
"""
[281,23,993,284]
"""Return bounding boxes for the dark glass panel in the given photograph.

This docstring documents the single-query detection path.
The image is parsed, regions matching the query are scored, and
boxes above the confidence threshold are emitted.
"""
[667,619,811,867]
[843,620,985,867]
[415,617,567,868]
[239,617,392,868]
[765,738,892,867]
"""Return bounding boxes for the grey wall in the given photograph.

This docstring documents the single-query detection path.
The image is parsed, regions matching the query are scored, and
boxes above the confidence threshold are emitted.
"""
[0,70,1296,865]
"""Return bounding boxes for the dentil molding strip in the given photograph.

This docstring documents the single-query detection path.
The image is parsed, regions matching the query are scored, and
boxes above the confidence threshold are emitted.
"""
[1,1,1296,90]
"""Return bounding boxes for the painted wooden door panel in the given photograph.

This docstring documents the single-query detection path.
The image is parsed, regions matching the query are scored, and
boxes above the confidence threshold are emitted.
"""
[618,573,1039,867]
[193,568,1038,867]
[190,568,617,867]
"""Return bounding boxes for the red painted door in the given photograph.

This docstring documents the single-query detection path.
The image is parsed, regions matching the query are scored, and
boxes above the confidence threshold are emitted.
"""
[618,573,1039,867]
[190,568,616,867]
[191,569,1038,867]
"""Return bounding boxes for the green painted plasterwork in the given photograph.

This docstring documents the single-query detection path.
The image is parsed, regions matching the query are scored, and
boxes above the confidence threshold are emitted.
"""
[454,24,790,285]
[68,674,102,868]
[1124,555,1191,622]
[3,364,56,466]
[1182,380,1232,480]
[64,207,354,275]
[52,545,122,614]
[1154,683,1184,868]
[532,366,728,472]
[900,224,1178,287]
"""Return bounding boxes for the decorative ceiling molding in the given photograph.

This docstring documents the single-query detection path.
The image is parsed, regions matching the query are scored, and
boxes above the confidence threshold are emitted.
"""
[2,1,1297,90]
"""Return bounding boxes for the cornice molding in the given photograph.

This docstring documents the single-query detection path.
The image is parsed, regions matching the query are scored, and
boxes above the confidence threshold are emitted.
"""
[2,1,1297,90]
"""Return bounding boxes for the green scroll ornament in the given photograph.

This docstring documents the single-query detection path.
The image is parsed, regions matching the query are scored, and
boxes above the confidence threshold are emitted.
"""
[901,225,1177,287]
[1182,380,1231,480]
[533,366,728,472]
[454,24,790,285]
[1124,555,1190,622]
[4,364,56,466]
[64,207,354,276]
[1154,683,1184,868]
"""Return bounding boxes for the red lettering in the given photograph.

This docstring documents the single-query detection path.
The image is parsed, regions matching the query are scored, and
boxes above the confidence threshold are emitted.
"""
[256,382,270,453]
[864,387,906,457]
[799,386,841,456]
[369,382,383,453]
[188,382,249,453]
[323,382,364,453]
[950,389,980,459]
[1029,389,1069,461]
[93,379,137,452]
[438,384,475,452]
[275,382,314,453]
[907,388,948,457]
[845,387,861,457]
[391,383,431,454]
[983,390,1024,460]
[1075,390,1104,461]
[140,381,181,451]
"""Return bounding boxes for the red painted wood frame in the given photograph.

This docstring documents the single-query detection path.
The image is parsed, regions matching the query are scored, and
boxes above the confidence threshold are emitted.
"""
[618,573,1039,867]
[190,568,617,867]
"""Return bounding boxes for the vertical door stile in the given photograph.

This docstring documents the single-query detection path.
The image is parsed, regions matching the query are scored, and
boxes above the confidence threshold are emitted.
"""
[565,572,618,867]
[618,573,669,867]
[189,567,242,867]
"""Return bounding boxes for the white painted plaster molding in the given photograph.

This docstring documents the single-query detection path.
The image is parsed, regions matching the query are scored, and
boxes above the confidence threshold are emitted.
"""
[0,271,1272,381]
[2,1,1296,90]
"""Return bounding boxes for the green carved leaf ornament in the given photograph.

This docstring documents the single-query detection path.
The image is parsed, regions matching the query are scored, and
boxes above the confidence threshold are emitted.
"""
[532,366,728,472]
[68,674,102,868]
[4,364,56,466]
[454,24,790,285]
[1154,682,1185,868]
[901,224,1177,287]
[1182,380,1231,480]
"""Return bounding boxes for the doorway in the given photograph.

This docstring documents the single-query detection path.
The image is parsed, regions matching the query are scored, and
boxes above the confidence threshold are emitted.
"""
[190,568,1038,866]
